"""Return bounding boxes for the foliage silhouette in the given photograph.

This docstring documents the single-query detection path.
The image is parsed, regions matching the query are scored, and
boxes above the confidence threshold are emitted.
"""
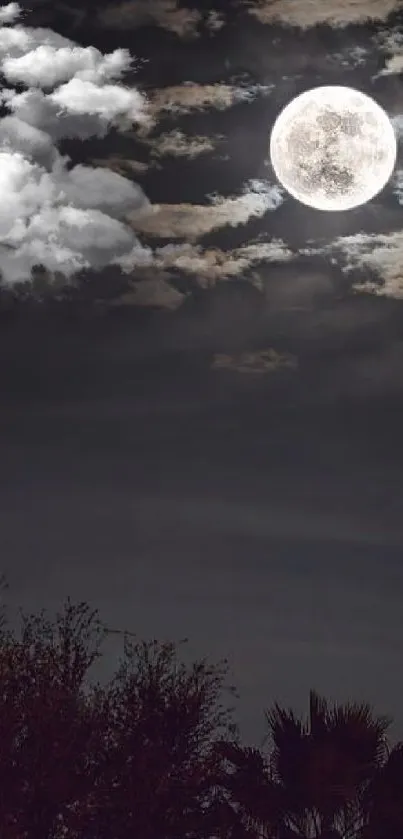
[0,582,401,839]
[213,689,401,839]
[0,591,240,839]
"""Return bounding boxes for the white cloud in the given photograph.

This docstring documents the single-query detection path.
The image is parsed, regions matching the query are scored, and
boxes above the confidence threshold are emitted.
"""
[49,78,149,129]
[0,1,18,23]
[0,2,152,286]
[3,44,134,88]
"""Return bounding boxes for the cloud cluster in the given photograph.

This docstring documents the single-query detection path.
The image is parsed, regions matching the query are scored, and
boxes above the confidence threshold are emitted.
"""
[0,2,152,286]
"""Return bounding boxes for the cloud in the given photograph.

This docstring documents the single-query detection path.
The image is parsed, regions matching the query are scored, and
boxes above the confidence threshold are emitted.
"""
[145,81,273,128]
[391,115,403,141]
[243,0,400,27]
[205,10,226,33]
[303,230,403,299]
[373,28,403,77]
[147,129,223,161]
[211,349,298,375]
[0,2,152,286]
[92,156,149,176]
[96,1,226,39]
[143,239,294,284]
[2,44,135,88]
[128,180,285,240]
[378,54,403,76]
[111,273,187,309]
[96,0,202,38]
[0,1,17,22]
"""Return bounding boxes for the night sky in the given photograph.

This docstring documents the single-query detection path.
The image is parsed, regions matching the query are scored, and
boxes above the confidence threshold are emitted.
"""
[1,0,403,748]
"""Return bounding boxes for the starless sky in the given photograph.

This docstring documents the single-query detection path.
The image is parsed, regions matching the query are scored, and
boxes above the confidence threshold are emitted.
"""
[1,0,403,748]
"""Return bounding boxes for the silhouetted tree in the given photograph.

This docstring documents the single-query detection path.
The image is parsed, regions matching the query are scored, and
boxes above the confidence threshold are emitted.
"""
[0,598,108,839]
[0,592,242,839]
[0,584,402,839]
[67,632,241,839]
[361,741,403,839]
[213,690,393,839]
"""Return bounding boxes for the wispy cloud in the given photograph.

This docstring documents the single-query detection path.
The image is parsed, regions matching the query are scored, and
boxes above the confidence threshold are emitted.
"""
[205,10,226,33]
[303,230,403,299]
[242,0,400,27]
[96,0,202,38]
[373,28,403,77]
[92,156,149,175]
[111,272,187,309]
[128,180,284,240]
[147,129,223,161]
[132,239,294,286]
[143,81,273,131]
[211,348,298,374]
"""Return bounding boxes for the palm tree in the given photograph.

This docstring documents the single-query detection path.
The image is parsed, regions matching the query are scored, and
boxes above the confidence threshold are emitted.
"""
[360,741,403,839]
[214,690,392,839]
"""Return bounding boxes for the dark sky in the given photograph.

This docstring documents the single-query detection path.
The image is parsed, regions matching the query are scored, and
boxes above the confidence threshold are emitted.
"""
[1,0,403,749]
[2,299,403,747]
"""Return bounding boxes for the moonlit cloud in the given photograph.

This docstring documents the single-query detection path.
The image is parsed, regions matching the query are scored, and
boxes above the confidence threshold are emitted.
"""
[243,0,400,27]
[144,82,273,129]
[144,239,294,284]
[96,0,202,38]
[303,231,403,299]
[391,115,403,141]
[147,130,223,161]
[378,54,403,76]
[205,10,226,33]
[373,28,403,77]
[0,2,152,286]
[128,180,285,240]
[392,170,403,204]
[112,274,187,309]
[97,3,224,39]
[211,349,298,374]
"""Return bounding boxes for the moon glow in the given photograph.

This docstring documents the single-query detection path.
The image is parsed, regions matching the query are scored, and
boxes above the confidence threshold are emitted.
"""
[269,86,397,212]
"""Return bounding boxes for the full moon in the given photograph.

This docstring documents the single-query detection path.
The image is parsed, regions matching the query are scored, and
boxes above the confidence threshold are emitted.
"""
[269,85,397,212]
